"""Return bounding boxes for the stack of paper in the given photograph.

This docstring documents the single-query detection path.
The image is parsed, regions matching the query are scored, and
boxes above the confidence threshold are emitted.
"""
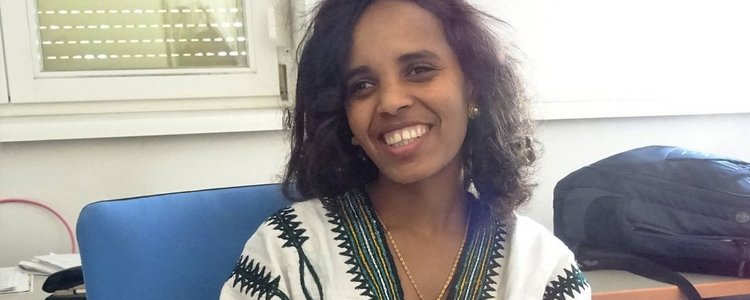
[18,253,81,275]
[0,267,32,294]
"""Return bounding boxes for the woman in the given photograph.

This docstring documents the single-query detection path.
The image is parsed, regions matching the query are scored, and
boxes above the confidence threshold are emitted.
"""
[221,0,591,299]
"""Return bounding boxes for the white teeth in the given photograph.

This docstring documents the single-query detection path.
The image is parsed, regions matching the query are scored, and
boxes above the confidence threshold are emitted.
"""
[386,134,402,145]
[383,125,429,147]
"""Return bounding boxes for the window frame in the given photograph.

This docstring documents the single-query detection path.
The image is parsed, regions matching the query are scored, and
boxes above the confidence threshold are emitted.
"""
[0,0,281,103]
[0,22,8,104]
[0,0,293,142]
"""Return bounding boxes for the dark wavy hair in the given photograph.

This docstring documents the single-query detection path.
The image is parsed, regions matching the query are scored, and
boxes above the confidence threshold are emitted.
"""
[282,0,536,221]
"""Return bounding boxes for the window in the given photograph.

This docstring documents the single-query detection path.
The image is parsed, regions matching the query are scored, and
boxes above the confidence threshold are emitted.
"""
[1,0,281,103]
[36,2,250,72]
[0,0,294,142]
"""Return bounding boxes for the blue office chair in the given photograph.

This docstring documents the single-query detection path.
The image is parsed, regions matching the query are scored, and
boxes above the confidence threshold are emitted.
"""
[76,184,292,300]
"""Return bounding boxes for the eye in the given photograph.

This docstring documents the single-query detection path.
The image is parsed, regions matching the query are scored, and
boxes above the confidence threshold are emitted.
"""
[406,64,439,81]
[346,80,375,99]
[408,65,435,76]
[353,81,373,91]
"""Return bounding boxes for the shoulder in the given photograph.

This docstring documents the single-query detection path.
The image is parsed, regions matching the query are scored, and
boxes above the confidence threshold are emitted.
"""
[506,214,579,271]
[252,198,331,241]
[510,214,572,255]
[221,198,337,300]
[501,214,591,300]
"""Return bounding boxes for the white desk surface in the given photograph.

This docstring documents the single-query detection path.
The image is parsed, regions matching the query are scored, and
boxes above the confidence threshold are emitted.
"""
[586,270,750,300]
[0,275,47,300]
[2,271,747,300]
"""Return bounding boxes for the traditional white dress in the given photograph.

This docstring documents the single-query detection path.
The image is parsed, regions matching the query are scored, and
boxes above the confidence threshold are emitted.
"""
[220,190,592,300]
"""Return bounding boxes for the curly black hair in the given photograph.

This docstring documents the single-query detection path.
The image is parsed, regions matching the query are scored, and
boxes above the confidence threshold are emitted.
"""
[282,0,536,221]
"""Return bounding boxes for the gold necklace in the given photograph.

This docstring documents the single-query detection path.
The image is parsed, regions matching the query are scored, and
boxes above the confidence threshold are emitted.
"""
[378,205,470,300]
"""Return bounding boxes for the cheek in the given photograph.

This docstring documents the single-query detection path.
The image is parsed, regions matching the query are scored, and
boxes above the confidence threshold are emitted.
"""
[345,104,370,137]
[443,93,470,139]
[450,109,470,139]
[440,88,470,123]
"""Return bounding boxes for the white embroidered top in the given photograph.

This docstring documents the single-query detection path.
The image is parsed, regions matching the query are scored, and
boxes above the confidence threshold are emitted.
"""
[220,190,592,300]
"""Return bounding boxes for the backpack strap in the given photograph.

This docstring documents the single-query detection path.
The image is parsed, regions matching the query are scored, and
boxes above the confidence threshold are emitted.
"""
[579,247,703,300]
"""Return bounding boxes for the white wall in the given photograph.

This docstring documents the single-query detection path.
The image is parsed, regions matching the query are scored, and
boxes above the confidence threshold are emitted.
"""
[479,0,750,118]
[1,112,747,266]
[0,131,288,266]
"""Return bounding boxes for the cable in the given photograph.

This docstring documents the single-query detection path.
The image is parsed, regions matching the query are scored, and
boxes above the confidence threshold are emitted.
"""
[0,198,77,253]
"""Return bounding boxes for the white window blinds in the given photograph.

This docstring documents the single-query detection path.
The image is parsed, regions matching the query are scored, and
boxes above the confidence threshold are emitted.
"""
[36,0,250,72]
[1,0,278,103]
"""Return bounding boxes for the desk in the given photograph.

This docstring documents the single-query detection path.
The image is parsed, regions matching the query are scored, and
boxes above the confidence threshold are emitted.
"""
[2,272,747,300]
[0,275,48,300]
[587,270,750,300]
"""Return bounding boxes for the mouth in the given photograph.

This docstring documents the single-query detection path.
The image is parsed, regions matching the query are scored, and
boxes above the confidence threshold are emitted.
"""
[382,124,430,148]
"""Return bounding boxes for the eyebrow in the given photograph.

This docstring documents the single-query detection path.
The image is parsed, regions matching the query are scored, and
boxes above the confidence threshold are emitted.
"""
[344,66,372,83]
[397,50,439,64]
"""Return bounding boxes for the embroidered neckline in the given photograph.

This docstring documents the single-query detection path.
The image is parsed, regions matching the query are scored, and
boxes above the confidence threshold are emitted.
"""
[322,189,507,300]
[450,205,507,300]
[378,201,471,300]
[322,190,403,299]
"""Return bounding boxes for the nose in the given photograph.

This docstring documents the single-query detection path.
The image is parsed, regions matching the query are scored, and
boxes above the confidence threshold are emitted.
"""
[376,79,413,116]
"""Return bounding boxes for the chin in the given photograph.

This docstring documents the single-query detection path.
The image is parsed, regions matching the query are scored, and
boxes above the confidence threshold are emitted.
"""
[379,167,433,185]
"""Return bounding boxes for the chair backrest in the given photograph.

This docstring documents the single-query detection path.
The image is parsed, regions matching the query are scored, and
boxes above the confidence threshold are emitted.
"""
[76,184,292,300]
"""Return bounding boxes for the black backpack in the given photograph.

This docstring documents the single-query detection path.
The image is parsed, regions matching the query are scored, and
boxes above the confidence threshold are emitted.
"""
[553,145,750,300]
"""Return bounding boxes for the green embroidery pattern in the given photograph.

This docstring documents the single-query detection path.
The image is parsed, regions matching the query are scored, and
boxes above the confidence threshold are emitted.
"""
[319,190,509,300]
[229,256,290,300]
[267,207,324,300]
[449,202,508,300]
[543,264,589,300]
[322,191,402,300]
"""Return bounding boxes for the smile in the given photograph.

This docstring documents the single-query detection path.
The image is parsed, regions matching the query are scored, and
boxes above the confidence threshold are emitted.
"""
[383,125,429,147]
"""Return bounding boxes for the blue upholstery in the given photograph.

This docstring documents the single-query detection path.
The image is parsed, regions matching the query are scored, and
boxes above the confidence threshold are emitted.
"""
[76,184,292,300]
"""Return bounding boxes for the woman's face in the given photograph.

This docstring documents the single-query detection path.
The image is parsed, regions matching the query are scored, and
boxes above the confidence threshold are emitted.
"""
[345,0,471,185]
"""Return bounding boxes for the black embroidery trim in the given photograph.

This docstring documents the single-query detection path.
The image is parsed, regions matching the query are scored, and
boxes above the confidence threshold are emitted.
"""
[542,264,589,300]
[321,191,402,300]
[477,220,508,299]
[448,201,508,300]
[229,255,290,300]
[320,191,511,300]
[267,207,324,300]
[321,196,373,298]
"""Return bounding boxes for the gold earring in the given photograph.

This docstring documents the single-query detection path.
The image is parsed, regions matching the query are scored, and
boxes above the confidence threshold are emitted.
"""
[468,103,480,119]
[351,136,359,146]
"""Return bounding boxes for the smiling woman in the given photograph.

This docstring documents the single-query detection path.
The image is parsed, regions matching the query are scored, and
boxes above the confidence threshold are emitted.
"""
[220,0,591,299]
[344,2,471,187]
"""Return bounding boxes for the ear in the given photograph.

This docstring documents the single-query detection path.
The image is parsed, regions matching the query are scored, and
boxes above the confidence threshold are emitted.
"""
[464,79,476,104]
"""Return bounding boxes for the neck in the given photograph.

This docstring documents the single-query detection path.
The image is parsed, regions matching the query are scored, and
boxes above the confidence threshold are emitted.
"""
[368,159,468,237]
